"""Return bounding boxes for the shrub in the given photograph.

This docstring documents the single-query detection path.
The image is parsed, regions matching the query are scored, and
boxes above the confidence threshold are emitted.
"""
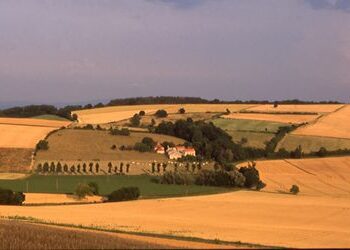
[130,114,141,127]
[0,188,25,205]
[290,184,300,195]
[195,169,246,187]
[160,171,195,185]
[87,182,99,195]
[107,187,140,202]
[238,165,262,189]
[75,183,93,199]
[317,147,328,157]
[36,140,48,151]
[110,128,130,136]
[139,110,146,116]
[178,108,185,114]
[155,109,168,118]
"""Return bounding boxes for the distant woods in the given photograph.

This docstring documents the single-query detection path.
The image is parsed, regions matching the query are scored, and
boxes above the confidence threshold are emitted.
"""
[0,97,341,120]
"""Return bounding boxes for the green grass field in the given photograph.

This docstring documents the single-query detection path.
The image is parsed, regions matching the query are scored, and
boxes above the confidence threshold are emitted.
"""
[0,175,229,197]
[277,134,350,153]
[32,115,70,121]
[226,131,274,149]
[212,118,287,133]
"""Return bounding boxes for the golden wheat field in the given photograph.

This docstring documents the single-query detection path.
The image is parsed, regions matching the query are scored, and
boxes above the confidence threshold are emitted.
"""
[23,193,103,205]
[1,188,349,248]
[222,113,319,124]
[245,156,350,196]
[245,104,344,114]
[293,105,350,139]
[0,118,71,149]
[73,104,255,124]
[0,173,28,180]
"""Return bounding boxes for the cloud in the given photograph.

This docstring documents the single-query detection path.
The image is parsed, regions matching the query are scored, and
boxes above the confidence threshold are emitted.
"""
[305,0,350,12]
[148,0,205,9]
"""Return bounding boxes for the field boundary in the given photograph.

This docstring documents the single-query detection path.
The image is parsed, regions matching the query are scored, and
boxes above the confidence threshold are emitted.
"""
[2,215,281,249]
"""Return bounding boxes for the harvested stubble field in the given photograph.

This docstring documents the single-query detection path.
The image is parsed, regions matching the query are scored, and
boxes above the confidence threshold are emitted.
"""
[293,105,350,139]
[0,148,33,172]
[247,156,350,197]
[222,113,319,124]
[0,117,71,149]
[36,129,185,161]
[0,173,28,180]
[277,134,350,153]
[0,220,178,249]
[73,104,255,124]
[1,187,350,248]
[245,104,343,114]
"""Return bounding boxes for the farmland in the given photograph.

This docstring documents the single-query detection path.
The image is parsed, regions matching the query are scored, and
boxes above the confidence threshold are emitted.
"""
[244,156,350,196]
[0,148,33,172]
[0,220,176,249]
[1,187,350,248]
[245,104,343,114]
[222,113,319,124]
[0,175,228,198]
[293,105,350,139]
[36,129,185,162]
[212,118,286,133]
[73,104,255,124]
[277,134,350,153]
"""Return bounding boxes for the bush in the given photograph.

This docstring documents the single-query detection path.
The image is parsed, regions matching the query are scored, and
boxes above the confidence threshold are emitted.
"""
[155,109,168,118]
[317,147,328,157]
[160,171,195,185]
[238,165,263,189]
[107,187,140,202]
[0,188,25,205]
[195,169,246,187]
[36,140,48,151]
[75,183,93,199]
[178,108,185,114]
[110,128,130,136]
[139,110,146,116]
[87,182,99,195]
[290,184,300,195]
[130,114,141,127]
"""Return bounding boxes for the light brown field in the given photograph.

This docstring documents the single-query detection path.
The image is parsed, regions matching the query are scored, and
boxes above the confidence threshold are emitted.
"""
[247,156,350,196]
[23,193,103,205]
[0,118,71,149]
[1,189,350,248]
[73,104,254,124]
[222,113,319,124]
[245,104,343,114]
[293,105,350,139]
[0,117,71,128]
[0,173,28,180]
[0,148,33,172]
[0,124,57,149]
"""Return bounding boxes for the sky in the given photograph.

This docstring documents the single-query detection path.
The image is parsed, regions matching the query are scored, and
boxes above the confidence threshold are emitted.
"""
[1,0,350,105]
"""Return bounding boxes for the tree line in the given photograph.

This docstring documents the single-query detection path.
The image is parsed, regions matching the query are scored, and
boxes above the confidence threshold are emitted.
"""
[0,97,341,120]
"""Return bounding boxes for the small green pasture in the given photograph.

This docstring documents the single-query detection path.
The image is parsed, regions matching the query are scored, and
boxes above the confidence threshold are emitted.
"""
[0,175,229,198]
[212,118,287,133]
[226,131,274,149]
[277,134,350,153]
[32,115,70,121]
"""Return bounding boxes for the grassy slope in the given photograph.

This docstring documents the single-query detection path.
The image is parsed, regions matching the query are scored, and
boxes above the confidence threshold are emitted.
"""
[32,114,70,121]
[212,118,286,133]
[277,134,350,153]
[212,118,287,149]
[36,129,185,161]
[0,175,228,197]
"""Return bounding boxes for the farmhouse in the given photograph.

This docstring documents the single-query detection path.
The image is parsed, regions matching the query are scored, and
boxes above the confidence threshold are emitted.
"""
[154,143,165,154]
[165,146,196,160]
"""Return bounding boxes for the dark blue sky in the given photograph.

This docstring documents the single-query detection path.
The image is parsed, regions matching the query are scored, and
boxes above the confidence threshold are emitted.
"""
[1,0,349,104]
